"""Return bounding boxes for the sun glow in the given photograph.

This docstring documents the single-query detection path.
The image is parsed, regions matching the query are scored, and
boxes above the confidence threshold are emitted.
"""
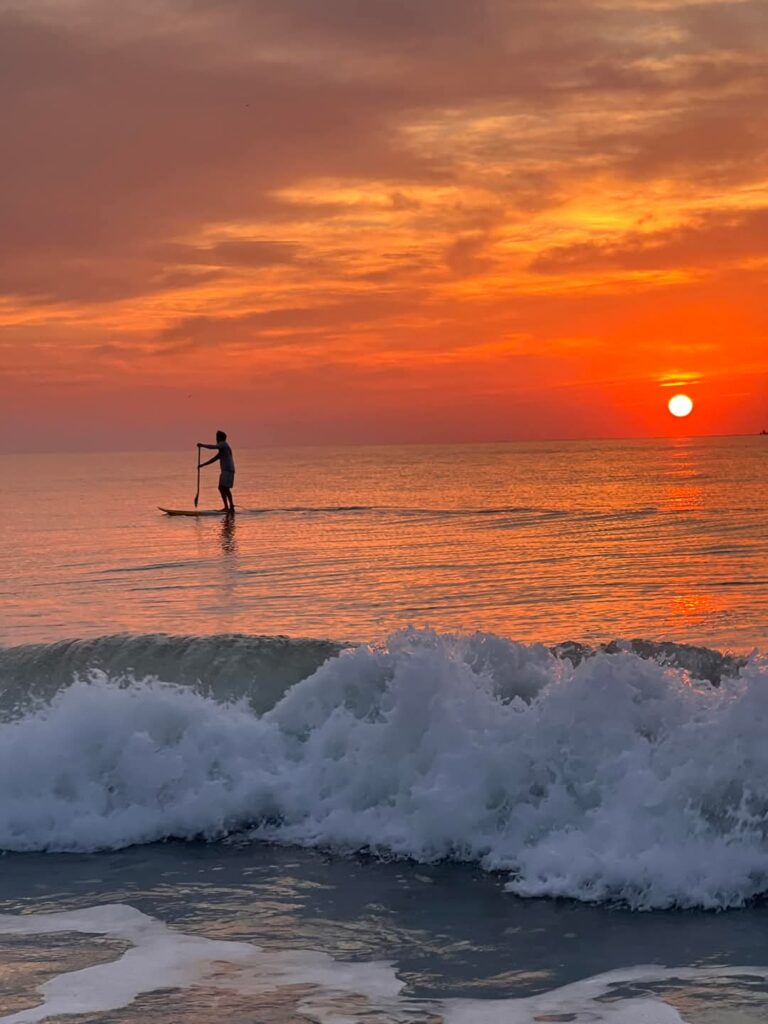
[668,394,694,418]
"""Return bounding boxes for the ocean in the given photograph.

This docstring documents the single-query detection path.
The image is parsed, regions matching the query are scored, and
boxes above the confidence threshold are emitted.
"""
[2,437,768,1022]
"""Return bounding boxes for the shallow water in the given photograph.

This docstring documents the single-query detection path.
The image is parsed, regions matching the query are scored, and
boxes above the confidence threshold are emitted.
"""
[2,437,768,650]
[2,845,768,1023]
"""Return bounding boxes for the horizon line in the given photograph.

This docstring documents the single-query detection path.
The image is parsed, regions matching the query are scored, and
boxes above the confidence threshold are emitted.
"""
[1,430,762,457]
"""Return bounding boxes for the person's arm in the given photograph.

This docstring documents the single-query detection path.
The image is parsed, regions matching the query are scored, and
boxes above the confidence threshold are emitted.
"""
[197,442,221,468]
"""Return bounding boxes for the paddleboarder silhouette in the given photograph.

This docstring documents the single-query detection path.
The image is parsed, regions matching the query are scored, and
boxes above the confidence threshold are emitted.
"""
[197,431,236,513]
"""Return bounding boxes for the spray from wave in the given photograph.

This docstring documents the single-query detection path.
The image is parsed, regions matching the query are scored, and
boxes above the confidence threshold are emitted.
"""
[0,628,765,909]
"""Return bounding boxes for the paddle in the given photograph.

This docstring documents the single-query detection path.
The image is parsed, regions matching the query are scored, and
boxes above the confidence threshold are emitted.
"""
[194,447,201,508]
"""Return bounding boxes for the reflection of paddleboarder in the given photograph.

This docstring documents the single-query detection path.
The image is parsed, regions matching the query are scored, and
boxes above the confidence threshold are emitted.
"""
[197,431,236,513]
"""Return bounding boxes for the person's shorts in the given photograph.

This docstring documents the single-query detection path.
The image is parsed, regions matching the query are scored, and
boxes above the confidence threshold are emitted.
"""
[219,471,235,489]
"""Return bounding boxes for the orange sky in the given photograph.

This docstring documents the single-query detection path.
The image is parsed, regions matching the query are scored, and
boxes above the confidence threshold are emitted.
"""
[1,0,767,450]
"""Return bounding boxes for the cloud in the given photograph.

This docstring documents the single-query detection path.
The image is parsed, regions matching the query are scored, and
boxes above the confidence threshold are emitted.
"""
[529,207,768,273]
[0,9,431,257]
[156,290,427,353]
[3,0,768,446]
[155,240,300,268]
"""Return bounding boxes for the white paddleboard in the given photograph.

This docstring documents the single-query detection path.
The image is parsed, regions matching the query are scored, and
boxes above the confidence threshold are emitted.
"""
[158,508,234,517]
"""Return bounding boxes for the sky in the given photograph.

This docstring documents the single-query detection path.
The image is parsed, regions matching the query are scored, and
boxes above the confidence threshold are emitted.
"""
[1,0,767,451]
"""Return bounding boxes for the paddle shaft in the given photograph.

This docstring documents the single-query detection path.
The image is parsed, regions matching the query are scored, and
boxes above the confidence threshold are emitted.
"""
[194,450,201,507]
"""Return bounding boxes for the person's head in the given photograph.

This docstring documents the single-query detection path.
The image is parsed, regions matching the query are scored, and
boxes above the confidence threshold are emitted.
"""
[216,430,227,442]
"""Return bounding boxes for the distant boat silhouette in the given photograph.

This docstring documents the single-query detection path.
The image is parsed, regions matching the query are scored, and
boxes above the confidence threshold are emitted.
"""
[761,429,768,435]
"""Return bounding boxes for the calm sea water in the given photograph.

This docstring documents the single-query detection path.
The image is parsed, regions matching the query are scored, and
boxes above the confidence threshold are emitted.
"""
[3,437,768,1023]
[2,436,768,649]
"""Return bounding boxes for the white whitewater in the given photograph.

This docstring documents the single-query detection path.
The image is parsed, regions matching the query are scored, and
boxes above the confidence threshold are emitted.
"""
[1,628,768,909]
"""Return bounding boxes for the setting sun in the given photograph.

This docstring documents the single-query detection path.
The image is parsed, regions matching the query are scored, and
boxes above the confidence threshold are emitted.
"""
[668,394,694,418]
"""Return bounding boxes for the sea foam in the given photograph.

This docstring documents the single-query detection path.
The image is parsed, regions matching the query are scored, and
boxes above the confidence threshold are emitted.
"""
[0,904,400,1024]
[1,628,767,909]
[2,903,767,1023]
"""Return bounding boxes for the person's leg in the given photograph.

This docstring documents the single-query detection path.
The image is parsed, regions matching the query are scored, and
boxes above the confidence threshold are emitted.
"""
[218,485,229,512]
[223,487,235,512]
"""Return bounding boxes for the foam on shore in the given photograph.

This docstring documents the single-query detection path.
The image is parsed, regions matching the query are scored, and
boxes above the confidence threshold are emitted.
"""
[2,904,768,1023]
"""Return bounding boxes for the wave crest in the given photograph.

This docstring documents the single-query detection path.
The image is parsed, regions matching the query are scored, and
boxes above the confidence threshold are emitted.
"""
[0,628,766,909]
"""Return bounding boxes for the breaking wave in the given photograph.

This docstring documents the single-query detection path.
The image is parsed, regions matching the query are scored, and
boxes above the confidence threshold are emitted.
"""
[0,632,344,716]
[0,628,765,910]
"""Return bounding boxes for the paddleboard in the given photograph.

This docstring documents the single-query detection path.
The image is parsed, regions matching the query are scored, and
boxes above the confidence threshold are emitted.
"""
[158,508,234,517]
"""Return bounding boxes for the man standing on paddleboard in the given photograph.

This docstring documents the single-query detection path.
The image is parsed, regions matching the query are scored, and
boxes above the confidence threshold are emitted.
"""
[197,431,236,513]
